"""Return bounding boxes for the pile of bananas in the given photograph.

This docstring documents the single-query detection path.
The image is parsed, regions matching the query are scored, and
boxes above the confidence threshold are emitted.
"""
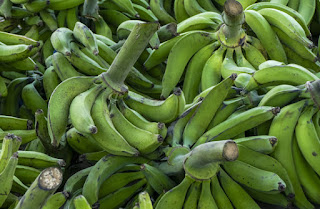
[0,0,320,208]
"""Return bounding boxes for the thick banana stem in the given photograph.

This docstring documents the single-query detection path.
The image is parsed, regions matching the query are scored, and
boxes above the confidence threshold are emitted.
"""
[101,22,160,94]
[184,140,239,180]
[14,167,63,209]
[219,0,245,47]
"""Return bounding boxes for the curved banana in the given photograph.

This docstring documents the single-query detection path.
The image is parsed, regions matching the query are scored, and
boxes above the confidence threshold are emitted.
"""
[183,181,201,209]
[234,135,278,154]
[50,27,74,56]
[150,0,176,24]
[198,180,218,209]
[73,21,99,55]
[211,175,233,209]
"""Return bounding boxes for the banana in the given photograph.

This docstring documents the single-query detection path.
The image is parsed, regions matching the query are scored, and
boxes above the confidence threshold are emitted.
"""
[218,168,260,209]
[293,136,320,204]
[21,80,48,115]
[269,99,314,209]
[132,0,150,8]
[23,0,50,13]
[183,41,220,103]
[0,31,39,47]
[210,175,233,209]
[258,8,313,47]
[39,9,58,32]
[0,43,37,63]
[134,4,159,22]
[7,57,38,72]
[297,0,316,25]
[66,42,106,76]
[0,134,14,174]
[124,89,182,124]
[195,106,280,146]
[66,6,79,30]
[198,180,217,209]
[155,175,194,209]
[201,45,226,91]
[73,195,91,209]
[12,175,28,195]
[43,39,54,63]
[14,165,40,186]
[57,10,67,28]
[73,21,99,56]
[0,18,18,32]
[174,0,190,23]
[242,42,267,69]
[48,0,84,10]
[157,23,178,42]
[52,52,81,81]
[94,15,113,40]
[3,77,34,117]
[43,66,61,100]
[237,144,294,197]
[234,135,278,154]
[244,62,318,92]
[296,106,320,176]
[50,27,74,56]
[47,76,97,147]
[138,191,153,209]
[184,0,206,16]
[258,84,303,107]
[64,166,92,194]
[183,74,236,147]
[110,101,163,155]
[206,96,248,130]
[17,150,65,168]
[245,187,291,208]
[118,100,167,137]
[99,171,145,198]
[0,116,32,131]
[166,99,201,146]
[88,92,139,156]
[0,153,18,207]
[220,48,256,79]
[42,191,69,209]
[0,75,7,97]
[100,9,131,28]
[94,34,116,46]
[150,0,176,24]
[66,127,102,154]
[177,15,218,33]
[141,163,176,194]
[69,84,103,134]
[82,155,147,205]
[14,167,63,209]
[80,151,109,162]
[244,9,287,62]
[0,193,18,209]
[183,181,201,209]
[161,31,216,98]
[98,178,147,209]
[272,26,317,62]
[63,188,82,209]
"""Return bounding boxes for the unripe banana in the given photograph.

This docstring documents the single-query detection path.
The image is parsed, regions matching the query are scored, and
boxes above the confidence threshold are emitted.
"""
[73,21,99,55]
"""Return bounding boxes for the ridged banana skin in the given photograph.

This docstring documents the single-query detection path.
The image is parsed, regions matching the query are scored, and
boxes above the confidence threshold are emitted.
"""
[218,169,260,209]
[223,160,286,193]
[184,0,206,16]
[211,175,233,209]
[41,191,69,209]
[98,178,147,209]
[183,41,220,103]
[43,66,61,100]
[110,102,163,155]
[52,52,81,81]
[183,75,235,147]
[237,144,294,197]
[82,155,147,205]
[296,106,320,176]
[73,195,91,209]
[21,81,48,115]
[17,151,65,168]
[245,64,318,92]
[73,21,99,55]
[69,85,103,134]
[98,171,145,198]
[198,180,218,209]
[124,90,180,124]
[0,31,39,46]
[258,84,302,107]
[272,26,317,62]
[297,0,316,25]
[138,191,153,209]
[195,106,279,146]
[48,0,84,10]
[88,93,139,156]
[242,42,267,69]
[155,175,194,209]
[0,44,35,63]
[0,115,32,131]
[161,31,215,98]
[177,16,217,34]
[150,0,176,25]
[293,137,320,204]
[174,0,190,23]
[183,181,201,209]
[64,166,92,194]
[244,10,287,63]
[201,45,226,91]
[47,76,96,147]
[269,100,314,209]
[258,8,313,47]
[234,135,278,154]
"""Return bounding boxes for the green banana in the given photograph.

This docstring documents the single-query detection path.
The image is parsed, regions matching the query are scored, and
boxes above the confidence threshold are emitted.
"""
[51,52,81,81]
[73,195,91,209]
[0,116,32,131]
[155,175,194,209]
[66,6,79,30]
[150,0,176,24]
[210,175,233,209]
[14,165,40,185]
[234,135,278,154]
[39,9,58,31]
[43,66,61,100]
[41,191,70,209]
[64,166,92,194]
[17,150,65,168]
[195,106,280,146]
[47,76,96,147]
[73,21,99,55]
[198,180,217,209]
[183,181,201,209]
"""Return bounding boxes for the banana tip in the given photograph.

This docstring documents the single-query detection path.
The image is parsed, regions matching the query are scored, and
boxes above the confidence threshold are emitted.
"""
[278,182,286,191]
[90,126,98,134]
